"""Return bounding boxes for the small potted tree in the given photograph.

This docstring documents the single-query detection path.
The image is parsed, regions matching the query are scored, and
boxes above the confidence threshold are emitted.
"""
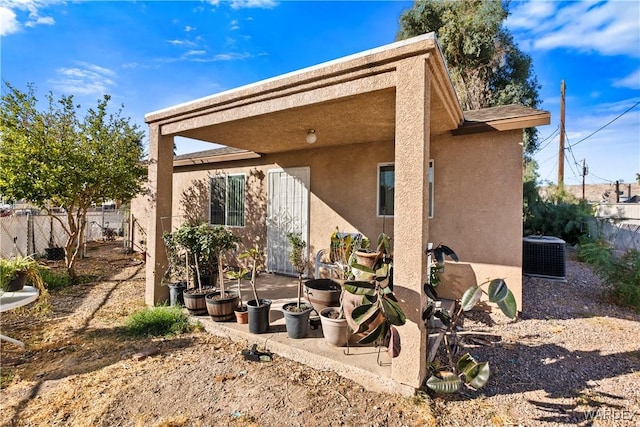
[226,266,250,323]
[281,232,313,339]
[241,246,270,333]
[168,222,220,314]
[205,226,241,321]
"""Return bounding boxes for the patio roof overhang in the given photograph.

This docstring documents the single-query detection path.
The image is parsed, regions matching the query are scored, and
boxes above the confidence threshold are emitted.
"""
[145,33,464,154]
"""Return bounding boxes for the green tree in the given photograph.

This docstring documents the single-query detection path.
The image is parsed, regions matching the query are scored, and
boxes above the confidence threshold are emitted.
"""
[0,82,147,279]
[397,0,541,156]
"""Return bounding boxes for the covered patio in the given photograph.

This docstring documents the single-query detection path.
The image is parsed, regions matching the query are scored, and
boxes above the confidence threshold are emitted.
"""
[143,32,550,394]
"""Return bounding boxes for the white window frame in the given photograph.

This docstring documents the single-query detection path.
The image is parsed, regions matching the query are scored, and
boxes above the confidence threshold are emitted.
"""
[377,162,395,218]
[428,160,434,219]
[210,173,246,227]
[376,161,434,218]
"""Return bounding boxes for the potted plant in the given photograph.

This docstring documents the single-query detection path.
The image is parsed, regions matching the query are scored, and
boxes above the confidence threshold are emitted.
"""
[241,246,270,334]
[226,267,250,323]
[162,230,188,307]
[281,232,313,339]
[423,243,517,394]
[167,222,219,314]
[204,226,241,321]
[342,233,406,356]
[0,256,45,293]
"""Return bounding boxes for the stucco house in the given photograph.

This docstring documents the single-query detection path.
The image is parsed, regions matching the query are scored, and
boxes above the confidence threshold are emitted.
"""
[138,33,550,392]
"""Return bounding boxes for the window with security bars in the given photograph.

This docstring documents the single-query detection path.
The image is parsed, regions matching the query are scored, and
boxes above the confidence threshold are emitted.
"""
[210,174,246,227]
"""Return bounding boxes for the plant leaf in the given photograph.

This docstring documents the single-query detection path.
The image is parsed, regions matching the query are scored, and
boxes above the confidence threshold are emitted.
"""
[426,372,462,394]
[423,282,438,300]
[456,353,477,374]
[381,296,406,326]
[466,361,490,389]
[358,319,387,345]
[351,303,380,333]
[461,285,483,311]
[422,304,435,324]
[343,281,376,296]
[487,278,508,303]
[433,309,451,327]
[497,290,517,319]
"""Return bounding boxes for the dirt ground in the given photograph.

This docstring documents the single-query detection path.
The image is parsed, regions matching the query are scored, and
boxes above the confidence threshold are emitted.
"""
[0,241,435,427]
[1,240,639,426]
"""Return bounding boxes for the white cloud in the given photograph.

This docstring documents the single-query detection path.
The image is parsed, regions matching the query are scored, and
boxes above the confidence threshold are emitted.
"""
[167,39,196,47]
[613,68,640,90]
[229,0,277,10]
[508,1,640,57]
[0,0,58,34]
[49,62,117,96]
[25,14,53,27]
[230,19,239,30]
[211,52,251,61]
[0,6,19,35]
[184,25,196,32]
[184,50,206,57]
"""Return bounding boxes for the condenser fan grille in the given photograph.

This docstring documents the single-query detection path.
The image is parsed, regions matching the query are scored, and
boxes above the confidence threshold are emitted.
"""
[523,236,567,281]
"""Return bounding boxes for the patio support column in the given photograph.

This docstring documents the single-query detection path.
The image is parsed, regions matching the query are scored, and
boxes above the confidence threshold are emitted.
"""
[145,123,174,306]
[392,55,431,391]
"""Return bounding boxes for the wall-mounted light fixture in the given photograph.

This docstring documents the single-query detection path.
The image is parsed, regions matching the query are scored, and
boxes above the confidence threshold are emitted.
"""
[306,129,317,144]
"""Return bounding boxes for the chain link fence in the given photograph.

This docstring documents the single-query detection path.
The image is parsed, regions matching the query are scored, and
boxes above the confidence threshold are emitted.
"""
[589,203,640,253]
[0,209,128,259]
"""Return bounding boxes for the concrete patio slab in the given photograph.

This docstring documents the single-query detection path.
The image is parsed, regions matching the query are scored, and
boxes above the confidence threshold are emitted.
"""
[190,273,417,395]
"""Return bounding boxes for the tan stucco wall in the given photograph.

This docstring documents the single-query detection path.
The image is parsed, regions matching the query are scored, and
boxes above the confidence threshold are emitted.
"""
[155,141,396,268]
[428,129,524,309]
[133,127,526,308]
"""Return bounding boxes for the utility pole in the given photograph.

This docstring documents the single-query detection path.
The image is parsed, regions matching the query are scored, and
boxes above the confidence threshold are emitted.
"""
[582,159,588,200]
[558,80,566,189]
[616,180,620,203]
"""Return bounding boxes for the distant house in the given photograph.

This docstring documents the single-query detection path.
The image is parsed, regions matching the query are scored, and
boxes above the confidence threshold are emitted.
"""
[136,33,550,392]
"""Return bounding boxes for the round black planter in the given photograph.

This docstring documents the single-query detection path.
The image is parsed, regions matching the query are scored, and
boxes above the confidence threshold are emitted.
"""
[6,272,28,292]
[45,247,65,261]
[247,299,272,334]
[168,281,187,306]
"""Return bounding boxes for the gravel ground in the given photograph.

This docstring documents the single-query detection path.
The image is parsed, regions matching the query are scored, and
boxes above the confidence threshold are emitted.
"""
[1,243,639,426]
[431,253,640,426]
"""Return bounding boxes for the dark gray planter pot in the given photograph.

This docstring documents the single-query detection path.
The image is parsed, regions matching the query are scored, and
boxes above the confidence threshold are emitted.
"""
[247,299,271,334]
[281,302,313,339]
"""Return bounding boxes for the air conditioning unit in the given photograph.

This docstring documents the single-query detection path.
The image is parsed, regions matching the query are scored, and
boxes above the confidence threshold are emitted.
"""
[523,236,567,281]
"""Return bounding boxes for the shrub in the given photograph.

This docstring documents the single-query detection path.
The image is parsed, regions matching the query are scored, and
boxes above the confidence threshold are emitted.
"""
[124,306,192,337]
[578,238,640,312]
[40,269,72,290]
[605,250,640,312]
[524,184,594,245]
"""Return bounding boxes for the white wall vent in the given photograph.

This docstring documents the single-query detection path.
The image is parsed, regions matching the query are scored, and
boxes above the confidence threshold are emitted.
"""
[523,236,567,281]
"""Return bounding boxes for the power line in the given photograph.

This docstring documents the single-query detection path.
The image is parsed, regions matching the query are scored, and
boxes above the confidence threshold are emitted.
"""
[569,100,640,148]
[536,126,560,152]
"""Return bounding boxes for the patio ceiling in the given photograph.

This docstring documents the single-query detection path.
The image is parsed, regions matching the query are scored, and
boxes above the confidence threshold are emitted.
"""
[177,88,399,154]
[146,33,464,155]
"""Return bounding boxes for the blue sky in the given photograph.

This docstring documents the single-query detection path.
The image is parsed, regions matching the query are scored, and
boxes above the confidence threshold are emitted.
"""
[1,0,639,186]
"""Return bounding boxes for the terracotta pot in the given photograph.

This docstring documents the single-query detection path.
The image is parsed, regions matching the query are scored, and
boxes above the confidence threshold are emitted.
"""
[234,306,248,324]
